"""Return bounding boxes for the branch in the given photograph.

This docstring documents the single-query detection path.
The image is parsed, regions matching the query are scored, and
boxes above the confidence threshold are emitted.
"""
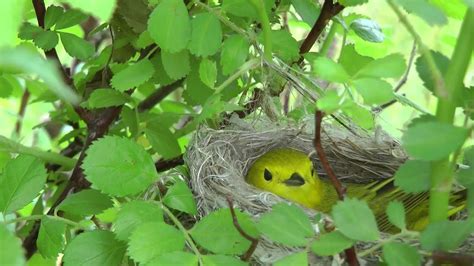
[138,79,184,112]
[226,196,259,262]
[155,155,184,173]
[14,90,31,136]
[313,110,359,266]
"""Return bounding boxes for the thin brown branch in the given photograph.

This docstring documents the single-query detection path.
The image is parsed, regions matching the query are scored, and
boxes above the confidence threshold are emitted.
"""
[313,110,359,266]
[155,155,184,173]
[14,90,31,136]
[432,251,474,266]
[138,79,184,112]
[226,196,259,262]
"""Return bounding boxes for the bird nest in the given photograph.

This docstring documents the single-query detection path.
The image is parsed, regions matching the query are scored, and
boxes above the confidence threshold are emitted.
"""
[185,116,408,264]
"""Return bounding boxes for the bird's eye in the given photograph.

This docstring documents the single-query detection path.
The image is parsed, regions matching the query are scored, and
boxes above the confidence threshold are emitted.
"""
[264,168,273,181]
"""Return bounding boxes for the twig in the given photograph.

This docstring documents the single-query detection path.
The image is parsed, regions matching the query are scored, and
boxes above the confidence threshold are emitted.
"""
[137,79,184,112]
[226,196,259,262]
[313,110,359,266]
[155,155,184,173]
[14,90,31,137]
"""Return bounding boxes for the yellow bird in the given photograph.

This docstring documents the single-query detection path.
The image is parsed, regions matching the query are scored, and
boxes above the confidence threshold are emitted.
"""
[245,148,466,231]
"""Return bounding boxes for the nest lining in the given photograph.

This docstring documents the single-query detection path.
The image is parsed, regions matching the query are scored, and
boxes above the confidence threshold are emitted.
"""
[185,117,408,264]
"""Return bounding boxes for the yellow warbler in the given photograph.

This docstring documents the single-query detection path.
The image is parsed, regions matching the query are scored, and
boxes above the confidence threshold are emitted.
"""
[245,148,465,231]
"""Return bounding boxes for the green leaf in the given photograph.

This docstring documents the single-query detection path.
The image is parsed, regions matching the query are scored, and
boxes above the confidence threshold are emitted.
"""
[222,0,258,18]
[386,201,406,230]
[44,5,64,30]
[338,0,369,6]
[332,198,379,241]
[0,0,26,47]
[87,88,129,108]
[350,18,384,43]
[191,208,259,255]
[54,8,88,30]
[291,0,320,26]
[220,35,250,75]
[352,78,394,105]
[339,44,374,76]
[60,32,94,60]
[431,0,467,20]
[57,189,113,216]
[0,224,25,266]
[355,53,406,79]
[18,23,43,40]
[199,58,217,88]
[37,216,66,259]
[0,75,14,98]
[312,57,350,83]
[163,180,197,215]
[415,50,449,95]
[150,54,176,86]
[341,101,374,130]
[188,12,222,57]
[63,230,126,266]
[457,146,474,188]
[0,155,47,214]
[256,203,313,246]
[145,123,182,159]
[311,231,354,256]
[148,0,190,52]
[420,220,474,251]
[383,242,421,266]
[394,160,431,193]
[202,255,247,266]
[145,251,198,266]
[82,136,159,196]
[0,47,80,104]
[161,50,191,79]
[402,121,469,161]
[56,0,117,22]
[395,0,447,26]
[267,30,299,62]
[128,222,185,264]
[110,59,155,91]
[113,200,163,241]
[274,252,308,266]
[183,60,214,105]
[316,90,342,113]
[33,30,59,51]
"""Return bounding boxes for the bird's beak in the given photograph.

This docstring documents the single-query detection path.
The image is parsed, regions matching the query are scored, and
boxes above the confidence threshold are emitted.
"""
[283,172,305,186]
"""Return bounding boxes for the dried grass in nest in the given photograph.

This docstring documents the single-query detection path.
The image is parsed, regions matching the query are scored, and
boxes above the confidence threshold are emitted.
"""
[185,116,408,264]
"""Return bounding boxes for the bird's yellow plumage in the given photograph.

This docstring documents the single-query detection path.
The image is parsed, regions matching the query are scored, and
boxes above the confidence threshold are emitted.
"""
[246,148,465,231]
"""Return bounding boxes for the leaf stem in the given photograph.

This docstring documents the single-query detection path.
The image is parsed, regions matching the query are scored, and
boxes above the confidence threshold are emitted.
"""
[357,230,419,257]
[250,0,272,60]
[215,58,260,94]
[2,214,86,229]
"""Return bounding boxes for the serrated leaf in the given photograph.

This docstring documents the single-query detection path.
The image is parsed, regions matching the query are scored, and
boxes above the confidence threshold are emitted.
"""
[339,44,374,76]
[0,155,47,214]
[311,231,354,256]
[350,18,384,43]
[222,0,258,18]
[63,230,126,266]
[0,47,79,104]
[415,50,449,95]
[0,224,25,266]
[56,0,117,22]
[191,208,259,255]
[87,88,129,108]
[57,189,113,216]
[316,90,342,113]
[82,136,159,196]
[150,54,176,86]
[145,251,198,266]
[339,0,369,6]
[395,0,447,26]
[383,242,421,266]
[220,35,250,75]
[291,0,320,26]
[355,53,406,79]
[394,160,431,193]
[145,123,182,159]
[341,101,374,130]
[386,201,406,230]
[352,78,394,105]
[33,30,59,51]
[332,198,379,241]
[402,121,469,161]
[312,57,350,83]
[54,8,88,30]
[420,220,474,251]
[37,216,66,258]
[60,32,94,60]
[202,255,246,266]
[199,59,217,88]
[111,59,155,91]
[257,203,313,246]
[113,200,163,241]
[183,59,214,105]
[163,180,197,215]
[18,22,43,40]
[161,50,190,79]
[44,5,64,30]
[148,0,190,52]
[128,222,185,265]
[267,30,299,62]
[188,12,222,57]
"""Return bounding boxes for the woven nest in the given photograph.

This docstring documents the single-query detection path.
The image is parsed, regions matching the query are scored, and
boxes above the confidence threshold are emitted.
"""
[185,116,408,264]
